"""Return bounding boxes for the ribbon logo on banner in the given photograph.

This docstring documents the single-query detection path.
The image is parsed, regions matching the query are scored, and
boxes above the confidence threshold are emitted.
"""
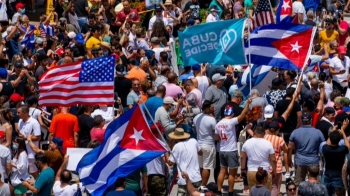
[178,19,247,66]
[220,29,237,53]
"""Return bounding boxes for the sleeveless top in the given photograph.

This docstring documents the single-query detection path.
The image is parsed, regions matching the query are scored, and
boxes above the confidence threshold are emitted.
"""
[196,76,209,100]
[0,82,14,98]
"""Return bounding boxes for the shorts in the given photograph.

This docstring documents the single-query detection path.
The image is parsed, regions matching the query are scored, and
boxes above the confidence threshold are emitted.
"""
[295,165,308,186]
[147,174,166,196]
[28,158,38,173]
[198,145,216,169]
[247,171,272,190]
[219,151,240,169]
[14,184,27,194]
[177,180,201,196]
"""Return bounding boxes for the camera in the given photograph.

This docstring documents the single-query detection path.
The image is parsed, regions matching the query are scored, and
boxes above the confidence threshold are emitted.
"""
[60,20,65,27]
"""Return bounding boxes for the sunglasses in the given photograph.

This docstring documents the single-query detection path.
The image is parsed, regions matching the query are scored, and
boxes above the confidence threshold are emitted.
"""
[288,188,296,191]
[325,23,331,26]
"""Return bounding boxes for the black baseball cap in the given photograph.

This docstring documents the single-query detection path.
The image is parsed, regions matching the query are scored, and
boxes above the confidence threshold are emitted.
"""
[272,78,282,87]
[301,112,312,125]
[115,64,125,75]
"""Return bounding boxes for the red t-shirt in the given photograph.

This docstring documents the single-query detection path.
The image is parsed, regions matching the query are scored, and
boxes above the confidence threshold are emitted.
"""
[339,21,349,46]
[116,9,140,24]
[90,127,106,144]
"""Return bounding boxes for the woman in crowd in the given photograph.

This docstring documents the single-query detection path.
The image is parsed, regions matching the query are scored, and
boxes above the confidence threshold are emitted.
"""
[286,179,297,196]
[90,115,106,144]
[10,137,30,196]
[250,167,271,196]
[151,20,169,42]
[0,108,14,148]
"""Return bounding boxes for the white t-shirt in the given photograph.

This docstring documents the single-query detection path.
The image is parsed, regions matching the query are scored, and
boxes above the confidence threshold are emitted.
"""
[91,107,114,125]
[330,56,350,86]
[152,47,165,68]
[193,113,216,146]
[29,108,42,121]
[53,181,84,196]
[241,138,275,171]
[128,32,136,48]
[146,139,167,175]
[215,117,239,152]
[206,14,219,23]
[10,151,30,186]
[292,1,307,22]
[18,117,41,159]
[169,138,201,185]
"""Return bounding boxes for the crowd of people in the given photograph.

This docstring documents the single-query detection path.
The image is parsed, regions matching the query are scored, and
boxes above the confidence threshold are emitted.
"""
[0,0,348,195]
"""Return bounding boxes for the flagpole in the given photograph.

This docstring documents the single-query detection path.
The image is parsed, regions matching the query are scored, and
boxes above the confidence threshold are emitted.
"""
[140,103,184,173]
[248,20,252,94]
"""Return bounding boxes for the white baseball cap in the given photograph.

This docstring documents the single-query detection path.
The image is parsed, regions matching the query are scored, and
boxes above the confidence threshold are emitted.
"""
[68,32,76,39]
[264,105,274,118]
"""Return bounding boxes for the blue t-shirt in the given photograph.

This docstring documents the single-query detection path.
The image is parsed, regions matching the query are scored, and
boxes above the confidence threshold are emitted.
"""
[290,125,325,166]
[179,72,194,81]
[106,190,136,196]
[144,96,163,125]
[33,167,55,196]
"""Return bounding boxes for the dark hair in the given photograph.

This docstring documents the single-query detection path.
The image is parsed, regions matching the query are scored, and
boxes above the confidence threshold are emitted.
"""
[88,14,96,20]
[160,51,168,62]
[183,79,194,87]
[255,125,265,135]
[60,169,72,184]
[114,177,126,187]
[319,72,327,82]
[149,58,158,67]
[307,165,319,178]
[285,87,295,98]
[202,100,212,111]
[285,70,297,80]
[330,90,341,102]
[256,167,268,183]
[329,130,342,145]
[15,137,27,159]
[286,178,296,189]
[91,25,101,33]
[335,187,346,196]
[35,152,48,164]
[93,115,104,127]
[87,140,100,148]
[115,44,122,51]
[0,108,14,122]
[23,84,36,99]
[26,96,39,107]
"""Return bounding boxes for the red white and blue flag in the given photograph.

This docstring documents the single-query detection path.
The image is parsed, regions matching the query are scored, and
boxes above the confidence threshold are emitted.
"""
[250,0,275,31]
[77,105,167,196]
[38,56,115,106]
[246,23,317,70]
[276,0,292,23]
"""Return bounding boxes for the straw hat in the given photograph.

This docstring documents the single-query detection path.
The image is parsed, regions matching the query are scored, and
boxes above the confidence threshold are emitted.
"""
[164,0,173,5]
[168,128,190,140]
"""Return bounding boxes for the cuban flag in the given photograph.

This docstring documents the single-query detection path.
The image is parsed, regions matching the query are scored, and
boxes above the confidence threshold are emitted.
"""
[20,24,36,50]
[237,65,274,97]
[276,0,292,23]
[76,105,167,196]
[39,23,55,37]
[246,23,317,70]
[281,14,299,24]
[305,58,320,73]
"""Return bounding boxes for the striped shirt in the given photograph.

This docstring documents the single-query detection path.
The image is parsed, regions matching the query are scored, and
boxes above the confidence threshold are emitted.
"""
[264,134,285,173]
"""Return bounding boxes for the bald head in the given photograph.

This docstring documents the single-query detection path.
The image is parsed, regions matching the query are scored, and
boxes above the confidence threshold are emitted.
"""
[168,72,178,83]
[63,56,73,64]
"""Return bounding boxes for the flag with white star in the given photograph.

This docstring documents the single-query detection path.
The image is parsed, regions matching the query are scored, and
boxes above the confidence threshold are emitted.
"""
[246,22,316,70]
[76,105,167,196]
[276,0,292,23]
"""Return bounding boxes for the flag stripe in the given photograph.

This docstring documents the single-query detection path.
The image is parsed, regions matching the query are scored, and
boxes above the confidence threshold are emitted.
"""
[39,56,115,106]
[246,46,286,58]
[250,29,297,39]
[39,86,114,93]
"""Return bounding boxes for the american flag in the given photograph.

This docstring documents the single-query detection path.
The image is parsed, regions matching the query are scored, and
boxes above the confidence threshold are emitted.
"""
[250,0,275,31]
[38,56,115,106]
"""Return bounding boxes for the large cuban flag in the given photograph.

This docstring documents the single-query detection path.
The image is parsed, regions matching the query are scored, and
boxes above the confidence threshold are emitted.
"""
[76,105,167,196]
[246,23,317,70]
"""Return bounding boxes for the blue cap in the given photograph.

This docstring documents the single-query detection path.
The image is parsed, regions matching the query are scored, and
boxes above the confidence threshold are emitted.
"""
[192,64,201,71]
[224,105,235,116]
[52,138,63,150]
[0,68,7,78]
[75,33,84,44]
[187,18,195,26]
